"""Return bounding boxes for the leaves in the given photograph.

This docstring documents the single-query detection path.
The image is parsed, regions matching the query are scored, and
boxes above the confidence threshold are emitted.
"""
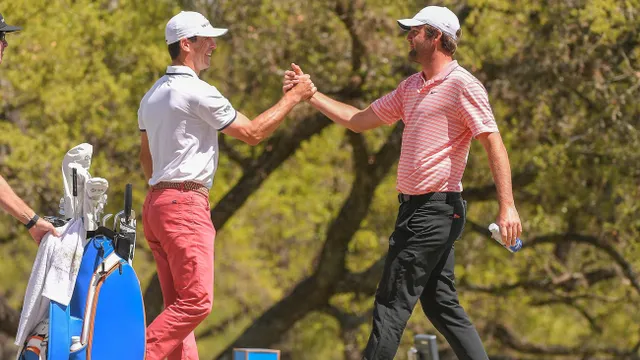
[1,0,639,359]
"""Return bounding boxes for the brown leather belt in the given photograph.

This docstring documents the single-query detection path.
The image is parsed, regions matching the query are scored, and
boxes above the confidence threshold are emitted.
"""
[151,181,209,197]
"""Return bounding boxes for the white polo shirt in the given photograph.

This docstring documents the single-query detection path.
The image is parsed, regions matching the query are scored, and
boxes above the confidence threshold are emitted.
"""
[138,65,237,189]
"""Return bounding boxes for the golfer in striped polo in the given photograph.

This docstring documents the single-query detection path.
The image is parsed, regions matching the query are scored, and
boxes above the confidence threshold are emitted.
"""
[283,6,522,360]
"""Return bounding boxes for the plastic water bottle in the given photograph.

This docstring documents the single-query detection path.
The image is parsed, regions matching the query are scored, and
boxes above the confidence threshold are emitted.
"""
[488,223,523,253]
[70,336,83,352]
[407,347,418,360]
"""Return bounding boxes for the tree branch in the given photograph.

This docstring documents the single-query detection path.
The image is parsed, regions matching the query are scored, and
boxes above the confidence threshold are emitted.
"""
[527,234,640,294]
[210,112,332,230]
[214,123,403,360]
[336,255,384,295]
[196,301,251,339]
[218,135,251,170]
[346,131,369,172]
[530,297,603,333]
[466,220,640,296]
[320,304,372,360]
[462,162,538,202]
[334,0,367,93]
[460,267,618,294]
[492,322,636,358]
[320,304,371,330]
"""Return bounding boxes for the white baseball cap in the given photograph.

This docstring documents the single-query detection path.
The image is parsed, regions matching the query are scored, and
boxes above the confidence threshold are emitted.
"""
[397,6,460,40]
[165,11,228,45]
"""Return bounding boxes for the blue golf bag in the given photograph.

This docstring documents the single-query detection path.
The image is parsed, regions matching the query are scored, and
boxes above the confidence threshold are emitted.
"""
[19,184,145,360]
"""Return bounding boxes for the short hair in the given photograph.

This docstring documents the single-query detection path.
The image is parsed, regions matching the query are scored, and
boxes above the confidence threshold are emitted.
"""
[424,25,460,56]
[168,36,198,60]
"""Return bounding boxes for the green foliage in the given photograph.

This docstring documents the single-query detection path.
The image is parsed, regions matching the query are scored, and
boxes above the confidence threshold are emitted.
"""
[1,0,639,359]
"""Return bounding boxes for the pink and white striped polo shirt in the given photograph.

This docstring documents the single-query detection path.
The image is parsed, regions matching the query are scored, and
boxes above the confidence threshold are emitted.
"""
[371,60,498,195]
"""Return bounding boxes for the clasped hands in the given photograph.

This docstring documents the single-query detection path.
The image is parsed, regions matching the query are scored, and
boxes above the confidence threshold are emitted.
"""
[282,63,315,101]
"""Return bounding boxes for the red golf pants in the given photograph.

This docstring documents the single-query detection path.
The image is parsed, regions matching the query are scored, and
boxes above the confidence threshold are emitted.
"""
[142,188,215,360]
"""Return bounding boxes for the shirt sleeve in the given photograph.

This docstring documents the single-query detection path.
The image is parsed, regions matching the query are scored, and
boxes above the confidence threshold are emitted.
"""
[457,81,499,137]
[370,79,407,125]
[195,86,237,130]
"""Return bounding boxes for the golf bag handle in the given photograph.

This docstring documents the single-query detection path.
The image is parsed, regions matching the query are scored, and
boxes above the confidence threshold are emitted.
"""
[124,183,132,222]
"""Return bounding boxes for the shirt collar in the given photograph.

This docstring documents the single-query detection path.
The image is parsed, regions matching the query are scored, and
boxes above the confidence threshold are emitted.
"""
[166,65,198,78]
[420,60,459,87]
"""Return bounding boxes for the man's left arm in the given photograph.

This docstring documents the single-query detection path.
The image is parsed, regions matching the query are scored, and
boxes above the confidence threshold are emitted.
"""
[0,175,59,244]
[458,81,522,247]
[477,132,522,247]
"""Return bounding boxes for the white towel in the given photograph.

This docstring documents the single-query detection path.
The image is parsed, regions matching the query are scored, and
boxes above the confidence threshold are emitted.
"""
[42,219,85,304]
[15,219,86,347]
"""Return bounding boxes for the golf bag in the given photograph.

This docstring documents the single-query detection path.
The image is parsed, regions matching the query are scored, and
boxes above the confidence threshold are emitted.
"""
[18,144,145,360]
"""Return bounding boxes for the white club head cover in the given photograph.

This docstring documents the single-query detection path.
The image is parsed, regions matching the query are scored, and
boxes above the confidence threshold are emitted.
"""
[62,144,93,218]
[64,163,89,220]
[83,177,109,232]
[62,143,93,170]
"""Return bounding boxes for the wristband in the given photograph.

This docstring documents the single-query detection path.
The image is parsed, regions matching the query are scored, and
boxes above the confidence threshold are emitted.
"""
[25,214,39,230]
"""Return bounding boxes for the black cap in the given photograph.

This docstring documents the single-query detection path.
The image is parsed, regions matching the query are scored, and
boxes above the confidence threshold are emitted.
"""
[0,13,22,33]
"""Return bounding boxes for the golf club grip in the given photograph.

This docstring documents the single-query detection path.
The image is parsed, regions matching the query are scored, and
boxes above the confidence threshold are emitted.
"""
[124,183,132,221]
[72,168,78,197]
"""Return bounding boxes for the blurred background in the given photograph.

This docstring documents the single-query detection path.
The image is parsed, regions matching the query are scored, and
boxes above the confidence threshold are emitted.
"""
[1,0,639,359]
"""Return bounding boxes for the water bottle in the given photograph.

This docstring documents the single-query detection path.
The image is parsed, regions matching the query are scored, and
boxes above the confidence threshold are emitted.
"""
[407,347,418,360]
[488,223,523,253]
[70,335,83,352]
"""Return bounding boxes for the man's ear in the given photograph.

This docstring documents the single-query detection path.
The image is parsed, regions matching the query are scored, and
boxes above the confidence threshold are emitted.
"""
[433,30,443,48]
[180,38,192,53]
[434,30,443,42]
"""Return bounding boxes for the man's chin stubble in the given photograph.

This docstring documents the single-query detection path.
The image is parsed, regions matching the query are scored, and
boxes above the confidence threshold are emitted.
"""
[408,49,417,62]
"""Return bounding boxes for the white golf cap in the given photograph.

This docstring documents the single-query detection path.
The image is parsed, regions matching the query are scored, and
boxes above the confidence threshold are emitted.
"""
[165,11,228,45]
[397,6,460,40]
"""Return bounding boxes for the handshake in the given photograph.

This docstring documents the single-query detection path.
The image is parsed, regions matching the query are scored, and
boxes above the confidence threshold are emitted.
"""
[281,63,316,102]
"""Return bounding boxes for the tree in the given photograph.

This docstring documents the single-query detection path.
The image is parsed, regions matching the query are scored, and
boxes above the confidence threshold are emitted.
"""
[1,0,639,359]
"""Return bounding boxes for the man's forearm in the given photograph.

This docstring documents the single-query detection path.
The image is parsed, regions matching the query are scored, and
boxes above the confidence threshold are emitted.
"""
[483,133,515,207]
[0,175,35,224]
[249,95,299,143]
[308,92,361,131]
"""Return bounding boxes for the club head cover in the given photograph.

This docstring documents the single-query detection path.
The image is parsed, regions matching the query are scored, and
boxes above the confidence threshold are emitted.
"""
[83,177,109,231]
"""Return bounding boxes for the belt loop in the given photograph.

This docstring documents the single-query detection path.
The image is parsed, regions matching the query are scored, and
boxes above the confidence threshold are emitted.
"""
[398,193,410,204]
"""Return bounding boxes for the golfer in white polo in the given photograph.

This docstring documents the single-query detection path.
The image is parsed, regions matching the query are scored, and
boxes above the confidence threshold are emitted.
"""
[138,11,316,360]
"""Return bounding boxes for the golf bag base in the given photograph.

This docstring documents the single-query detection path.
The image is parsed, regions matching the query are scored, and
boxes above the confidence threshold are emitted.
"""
[19,232,145,360]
